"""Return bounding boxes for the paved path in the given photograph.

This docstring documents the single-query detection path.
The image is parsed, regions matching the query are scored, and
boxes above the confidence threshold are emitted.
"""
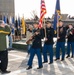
[1,50,74,75]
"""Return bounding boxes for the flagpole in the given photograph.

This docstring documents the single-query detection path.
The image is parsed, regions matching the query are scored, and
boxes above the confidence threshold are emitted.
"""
[43,18,47,38]
[57,16,59,38]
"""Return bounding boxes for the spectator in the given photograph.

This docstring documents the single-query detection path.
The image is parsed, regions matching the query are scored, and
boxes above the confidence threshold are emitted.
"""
[0,20,11,74]
[26,25,33,54]
[11,24,15,42]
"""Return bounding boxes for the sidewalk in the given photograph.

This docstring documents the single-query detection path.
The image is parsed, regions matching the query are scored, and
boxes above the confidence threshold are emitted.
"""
[1,50,74,75]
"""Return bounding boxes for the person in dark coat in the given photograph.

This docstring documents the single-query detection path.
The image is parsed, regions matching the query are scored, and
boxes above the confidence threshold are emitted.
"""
[66,24,74,58]
[55,20,66,61]
[42,22,54,64]
[26,22,43,70]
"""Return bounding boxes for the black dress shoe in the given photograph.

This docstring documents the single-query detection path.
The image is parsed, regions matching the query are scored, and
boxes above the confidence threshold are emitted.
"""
[61,59,64,61]
[55,58,60,61]
[2,70,11,74]
[49,62,53,64]
[26,66,32,70]
[37,66,43,69]
[66,55,70,58]
[8,48,14,50]
[43,61,48,63]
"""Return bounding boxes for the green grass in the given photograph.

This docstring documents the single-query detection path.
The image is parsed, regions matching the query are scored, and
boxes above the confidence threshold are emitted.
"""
[12,43,28,51]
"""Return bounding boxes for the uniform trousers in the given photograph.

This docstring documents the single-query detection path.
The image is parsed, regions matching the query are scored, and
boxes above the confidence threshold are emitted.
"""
[0,50,8,71]
[27,48,42,67]
[43,44,53,63]
[67,42,74,56]
[56,42,65,60]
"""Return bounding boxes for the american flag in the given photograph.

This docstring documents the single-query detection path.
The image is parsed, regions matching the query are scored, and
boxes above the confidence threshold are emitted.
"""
[39,0,47,28]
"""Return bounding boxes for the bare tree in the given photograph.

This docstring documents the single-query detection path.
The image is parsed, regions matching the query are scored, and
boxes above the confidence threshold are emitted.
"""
[30,10,39,21]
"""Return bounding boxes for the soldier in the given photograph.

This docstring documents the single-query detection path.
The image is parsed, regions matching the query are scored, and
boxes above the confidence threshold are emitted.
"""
[66,24,74,58]
[26,22,43,70]
[42,21,54,64]
[55,20,66,61]
[0,21,11,74]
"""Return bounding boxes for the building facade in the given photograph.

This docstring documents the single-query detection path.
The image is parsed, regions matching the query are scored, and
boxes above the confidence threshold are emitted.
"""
[0,0,15,19]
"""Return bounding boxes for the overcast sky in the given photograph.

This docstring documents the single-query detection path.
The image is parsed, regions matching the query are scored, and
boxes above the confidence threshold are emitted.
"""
[15,0,74,19]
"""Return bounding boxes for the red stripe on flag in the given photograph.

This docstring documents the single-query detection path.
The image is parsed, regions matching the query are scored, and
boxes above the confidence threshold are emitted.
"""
[39,0,47,28]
